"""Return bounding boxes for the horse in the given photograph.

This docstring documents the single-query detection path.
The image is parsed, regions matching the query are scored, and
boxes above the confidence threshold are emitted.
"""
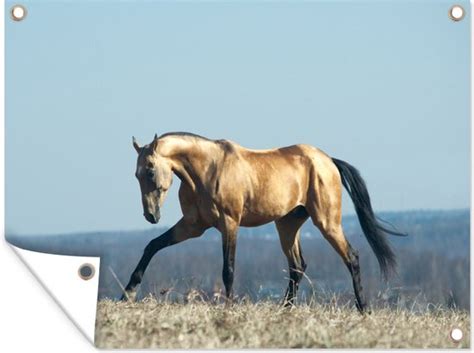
[122,132,405,312]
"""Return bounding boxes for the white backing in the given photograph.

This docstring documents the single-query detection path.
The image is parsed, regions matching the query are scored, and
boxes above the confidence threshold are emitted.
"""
[10,246,100,344]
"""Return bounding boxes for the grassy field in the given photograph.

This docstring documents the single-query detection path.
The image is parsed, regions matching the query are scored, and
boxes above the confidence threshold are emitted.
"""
[95,296,470,349]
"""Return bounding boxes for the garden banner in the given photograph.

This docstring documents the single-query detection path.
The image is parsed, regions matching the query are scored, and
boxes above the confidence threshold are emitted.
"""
[5,0,470,349]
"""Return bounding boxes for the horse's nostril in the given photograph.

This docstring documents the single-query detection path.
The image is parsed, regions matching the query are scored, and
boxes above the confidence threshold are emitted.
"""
[144,212,157,224]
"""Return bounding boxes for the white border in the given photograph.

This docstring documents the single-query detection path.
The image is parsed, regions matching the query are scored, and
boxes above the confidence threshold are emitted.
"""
[470,0,473,349]
[1,1,472,352]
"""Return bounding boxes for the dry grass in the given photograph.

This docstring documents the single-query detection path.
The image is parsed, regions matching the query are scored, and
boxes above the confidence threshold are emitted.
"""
[95,296,470,349]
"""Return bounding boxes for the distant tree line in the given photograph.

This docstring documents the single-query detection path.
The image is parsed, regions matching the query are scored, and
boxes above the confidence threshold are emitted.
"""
[8,209,470,310]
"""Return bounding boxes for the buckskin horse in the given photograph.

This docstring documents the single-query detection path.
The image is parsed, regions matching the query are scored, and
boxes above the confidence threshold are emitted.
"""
[122,132,405,312]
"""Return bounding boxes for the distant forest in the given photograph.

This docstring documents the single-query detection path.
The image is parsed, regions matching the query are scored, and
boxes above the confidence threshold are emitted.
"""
[7,209,470,310]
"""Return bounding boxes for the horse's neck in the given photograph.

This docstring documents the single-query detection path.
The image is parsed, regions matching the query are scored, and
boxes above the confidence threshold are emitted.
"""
[159,137,222,191]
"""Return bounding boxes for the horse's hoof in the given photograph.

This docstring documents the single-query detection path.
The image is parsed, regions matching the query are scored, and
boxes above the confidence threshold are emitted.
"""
[120,289,137,302]
[356,301,371,315]
[282,299,296,308]
[223,296,235,307]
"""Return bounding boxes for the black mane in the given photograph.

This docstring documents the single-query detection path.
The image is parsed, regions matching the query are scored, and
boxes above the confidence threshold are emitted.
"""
[158,131,213,141]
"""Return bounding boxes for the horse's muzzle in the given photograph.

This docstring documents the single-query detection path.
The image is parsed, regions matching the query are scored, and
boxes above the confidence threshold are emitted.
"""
[144,211,160,224]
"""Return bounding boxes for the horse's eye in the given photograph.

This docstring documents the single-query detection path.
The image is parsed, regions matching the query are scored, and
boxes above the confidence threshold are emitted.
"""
[146,169,155,180]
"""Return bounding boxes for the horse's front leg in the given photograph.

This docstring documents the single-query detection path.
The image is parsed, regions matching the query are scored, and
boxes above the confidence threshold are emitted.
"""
[121,218,206,301]
[218,215,239,302]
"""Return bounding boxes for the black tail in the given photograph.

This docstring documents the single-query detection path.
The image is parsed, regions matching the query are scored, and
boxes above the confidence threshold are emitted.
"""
[332,158,407,279]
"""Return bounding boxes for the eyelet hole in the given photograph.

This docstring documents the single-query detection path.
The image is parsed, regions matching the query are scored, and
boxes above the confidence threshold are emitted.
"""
[449,5,465,22]
[450,328,463,342]
[11,4,27,22]
[78,263,95,281]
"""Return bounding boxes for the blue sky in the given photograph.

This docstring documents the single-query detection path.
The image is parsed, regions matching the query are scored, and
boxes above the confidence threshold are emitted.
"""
[6,0,470,235]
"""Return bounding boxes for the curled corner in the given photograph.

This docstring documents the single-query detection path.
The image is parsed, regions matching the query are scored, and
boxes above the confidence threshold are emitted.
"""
[9,245,100,345]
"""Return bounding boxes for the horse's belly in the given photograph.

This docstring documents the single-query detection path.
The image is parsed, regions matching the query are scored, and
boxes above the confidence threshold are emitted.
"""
[239,181,304,226]
[240,202,297,227]
[240,212,278,227]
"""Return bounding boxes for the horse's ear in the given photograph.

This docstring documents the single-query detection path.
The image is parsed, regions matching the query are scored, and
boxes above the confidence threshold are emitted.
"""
[132,136,141,154]
[151,133,159,150]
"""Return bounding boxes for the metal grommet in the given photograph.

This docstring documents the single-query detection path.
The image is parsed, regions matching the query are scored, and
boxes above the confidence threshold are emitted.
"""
[450,328,463,342]
[449,5,465,22]
[78,263,95,281]
[11,4,27,22]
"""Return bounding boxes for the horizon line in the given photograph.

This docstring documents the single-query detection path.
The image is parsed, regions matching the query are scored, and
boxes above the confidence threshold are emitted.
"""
[5,207,470,239]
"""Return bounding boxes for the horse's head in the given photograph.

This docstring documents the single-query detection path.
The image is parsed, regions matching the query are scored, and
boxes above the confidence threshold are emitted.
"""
[132,134,173,224]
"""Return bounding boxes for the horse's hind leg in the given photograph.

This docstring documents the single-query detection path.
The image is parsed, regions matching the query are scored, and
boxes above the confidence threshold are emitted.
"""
[306,173,368,313]
[310,211,368,313]
[325,226,367,313]
[275,206,309,306]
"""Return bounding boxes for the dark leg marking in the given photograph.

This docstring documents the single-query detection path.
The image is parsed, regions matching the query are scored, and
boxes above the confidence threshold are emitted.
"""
[121,219,205,301]
[121,228,176,300]
[221,232,237,300]
[276,209,309,307]
[345,246,369,314]
[284,246,307,307]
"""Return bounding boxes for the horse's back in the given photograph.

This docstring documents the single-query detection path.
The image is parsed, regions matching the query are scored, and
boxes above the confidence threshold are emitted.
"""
[231,142,332,168]
[237,141,342,201]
